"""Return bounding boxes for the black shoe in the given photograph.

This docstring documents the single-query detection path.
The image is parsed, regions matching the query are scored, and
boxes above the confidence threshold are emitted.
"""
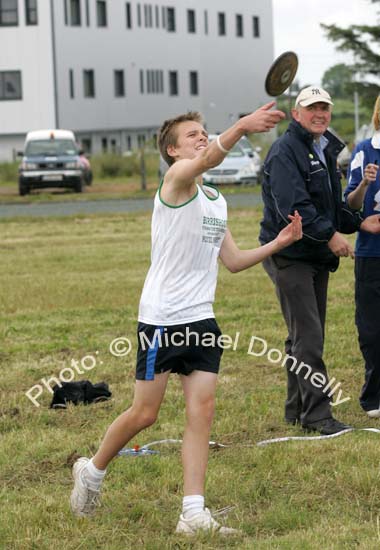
[285,417,300,426]
[301,417,351,435]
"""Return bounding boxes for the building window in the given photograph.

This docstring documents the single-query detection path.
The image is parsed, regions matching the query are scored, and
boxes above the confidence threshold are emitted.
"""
[69,69,74,98]
[189,71,198,96]
[126,136,132,150]
[85,0,90,26]
[161,5,165,27]
[218,12,226,36]
[137,3,141,26]
[147,70,152,93]
[253,15,260,37]
[125,2,132,28]
[101,137,108,152]
[169,71,178,96]
[83,70,95,97]
[158,70,163,93]
[138,134,146,147]
[111,139,117,153]
[148,4,153,27]
[145,69,163,94]
[144,3,152,27]
[0,71,22,100]
[96,0,107,26]
[81,138,92,153]
[0,0,18,25]
[69,0,81,26]
[139,69,144,93]
[25,0,37,25]
[236,14,243,37]
[204,10,208,35]
[114,70,125,97]
[166,7,175,32]
[155,5,159,27]
[187,9,195,33]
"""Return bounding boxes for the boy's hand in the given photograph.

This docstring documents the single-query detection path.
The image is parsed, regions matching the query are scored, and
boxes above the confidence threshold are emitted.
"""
[275,211,303,249]
[240,102,285,134]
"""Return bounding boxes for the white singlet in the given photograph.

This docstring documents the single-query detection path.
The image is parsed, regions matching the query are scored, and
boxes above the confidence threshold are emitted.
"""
[138,182,227,325]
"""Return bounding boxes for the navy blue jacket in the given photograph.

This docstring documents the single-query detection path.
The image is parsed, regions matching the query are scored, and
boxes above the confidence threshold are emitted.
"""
[259,119,362,271]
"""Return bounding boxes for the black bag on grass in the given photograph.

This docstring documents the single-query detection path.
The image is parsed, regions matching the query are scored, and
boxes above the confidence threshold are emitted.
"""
[50,380,111,409]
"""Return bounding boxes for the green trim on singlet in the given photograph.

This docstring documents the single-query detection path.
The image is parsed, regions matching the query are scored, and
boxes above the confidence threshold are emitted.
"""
[158,179,199,208]
[201,182,220,201]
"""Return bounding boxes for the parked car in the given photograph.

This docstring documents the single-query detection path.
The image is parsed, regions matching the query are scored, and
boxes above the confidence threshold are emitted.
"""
[355,123,374,144]
[337,145,352,179]
[18,129,91,195]
[337,124,376,179]
[203,135,262,185]
[157,134,262,185]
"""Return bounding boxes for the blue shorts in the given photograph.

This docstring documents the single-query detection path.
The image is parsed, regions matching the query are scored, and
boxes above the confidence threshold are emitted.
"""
[135,318,223,380]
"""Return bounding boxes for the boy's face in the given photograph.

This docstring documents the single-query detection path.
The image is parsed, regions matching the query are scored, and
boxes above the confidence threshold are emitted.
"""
[167,121,208,162]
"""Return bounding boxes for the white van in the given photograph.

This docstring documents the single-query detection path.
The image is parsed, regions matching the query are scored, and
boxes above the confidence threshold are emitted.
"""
[18,129,87,195]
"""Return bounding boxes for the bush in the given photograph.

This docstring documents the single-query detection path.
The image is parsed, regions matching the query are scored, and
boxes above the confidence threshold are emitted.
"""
[91,151,159,180]
[0,161,18,184]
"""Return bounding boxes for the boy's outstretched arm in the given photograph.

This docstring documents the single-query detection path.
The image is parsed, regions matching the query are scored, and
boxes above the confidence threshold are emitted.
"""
[219,212,302,273]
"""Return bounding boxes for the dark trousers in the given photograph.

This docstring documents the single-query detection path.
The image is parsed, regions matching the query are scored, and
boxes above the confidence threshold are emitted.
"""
[355,257,380,411]
[263,256,332,425]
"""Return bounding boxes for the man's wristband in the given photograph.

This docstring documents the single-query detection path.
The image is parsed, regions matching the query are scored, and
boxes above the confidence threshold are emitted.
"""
[216,135,230,154]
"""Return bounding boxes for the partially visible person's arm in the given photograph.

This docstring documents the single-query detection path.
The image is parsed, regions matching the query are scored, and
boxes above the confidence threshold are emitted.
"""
[347,162,378,210]
[219,212,302,273]
[165,102,285,189]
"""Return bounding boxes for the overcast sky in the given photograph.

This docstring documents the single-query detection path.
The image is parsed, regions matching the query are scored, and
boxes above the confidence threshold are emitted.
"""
[272,0,379,87]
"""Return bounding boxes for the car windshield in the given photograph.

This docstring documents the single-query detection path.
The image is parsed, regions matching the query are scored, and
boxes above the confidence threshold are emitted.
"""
[238,136,254,153]
[226,143,244,158]
[25,139,78,156]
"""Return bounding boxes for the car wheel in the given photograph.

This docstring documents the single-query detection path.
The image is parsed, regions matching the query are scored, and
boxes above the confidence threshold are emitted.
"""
[74,177,84,193]
[19,180,29,196]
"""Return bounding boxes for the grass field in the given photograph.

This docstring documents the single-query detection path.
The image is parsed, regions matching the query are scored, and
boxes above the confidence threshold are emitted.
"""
[0,177,261,204]
[1,207,380,549]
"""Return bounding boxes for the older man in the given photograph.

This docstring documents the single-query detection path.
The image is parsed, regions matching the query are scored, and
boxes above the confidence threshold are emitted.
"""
[260,86,380,435]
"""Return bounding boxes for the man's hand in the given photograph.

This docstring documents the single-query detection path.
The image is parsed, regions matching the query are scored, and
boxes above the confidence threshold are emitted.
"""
[363,163,378,186]
[240,102,285,134]
[328,231,354,258]
[275,211,303,249]
[360,214,380,234]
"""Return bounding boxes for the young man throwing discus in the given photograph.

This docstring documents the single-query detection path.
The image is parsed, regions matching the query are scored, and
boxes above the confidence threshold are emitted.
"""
[70,102,302,535]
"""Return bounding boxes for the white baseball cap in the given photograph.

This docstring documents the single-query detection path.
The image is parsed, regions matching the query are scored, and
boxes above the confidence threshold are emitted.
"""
[295,86,334,108]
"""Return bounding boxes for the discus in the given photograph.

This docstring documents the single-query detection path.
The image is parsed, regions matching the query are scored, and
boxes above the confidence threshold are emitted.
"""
[265,51,298,97]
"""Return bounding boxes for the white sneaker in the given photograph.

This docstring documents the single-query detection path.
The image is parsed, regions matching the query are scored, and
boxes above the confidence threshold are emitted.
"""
[175,507,240,535]
[367,409,380,418]
[70,457,101,517]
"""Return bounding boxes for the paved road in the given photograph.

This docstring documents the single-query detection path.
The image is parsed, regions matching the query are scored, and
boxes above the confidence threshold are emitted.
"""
[0,193,262,219]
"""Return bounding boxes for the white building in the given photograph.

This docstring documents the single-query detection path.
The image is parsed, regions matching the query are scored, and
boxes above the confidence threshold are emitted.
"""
[0,0,274,161]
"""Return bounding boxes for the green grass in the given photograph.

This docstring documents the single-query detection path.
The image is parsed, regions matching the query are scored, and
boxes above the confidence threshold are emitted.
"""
[0,174,261,204]
[1,208,380,549]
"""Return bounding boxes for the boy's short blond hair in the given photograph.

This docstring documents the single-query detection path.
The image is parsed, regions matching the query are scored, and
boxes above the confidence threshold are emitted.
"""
[158,112,204,166]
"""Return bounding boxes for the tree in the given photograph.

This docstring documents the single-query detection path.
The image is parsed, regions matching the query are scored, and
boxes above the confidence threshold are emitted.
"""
[321,64,354,98]
[321,0,380,107]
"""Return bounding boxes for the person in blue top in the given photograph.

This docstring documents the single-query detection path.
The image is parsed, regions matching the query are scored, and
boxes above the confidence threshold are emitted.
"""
[345,95,380,418]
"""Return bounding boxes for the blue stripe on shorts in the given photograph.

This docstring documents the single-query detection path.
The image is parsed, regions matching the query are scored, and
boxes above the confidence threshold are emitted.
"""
[145,326,164,380]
